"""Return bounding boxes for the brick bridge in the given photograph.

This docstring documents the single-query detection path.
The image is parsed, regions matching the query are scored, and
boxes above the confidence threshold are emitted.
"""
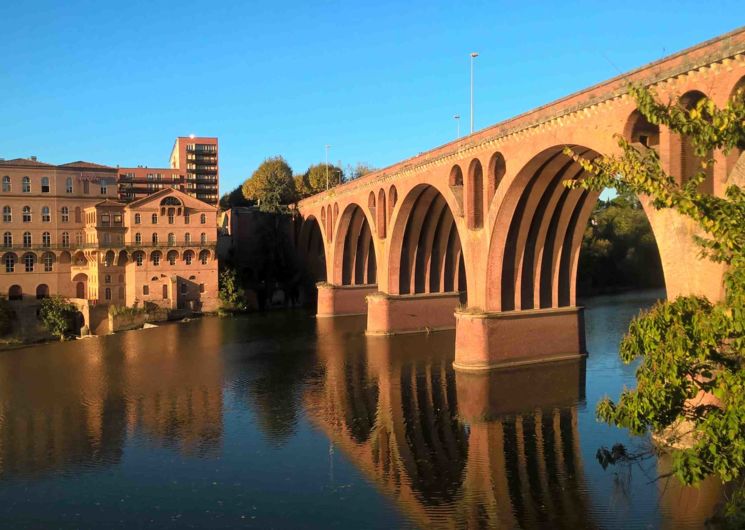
[296,28,745,371]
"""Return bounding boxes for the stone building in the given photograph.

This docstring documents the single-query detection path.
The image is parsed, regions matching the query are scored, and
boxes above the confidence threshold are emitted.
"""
[0,157,218,327]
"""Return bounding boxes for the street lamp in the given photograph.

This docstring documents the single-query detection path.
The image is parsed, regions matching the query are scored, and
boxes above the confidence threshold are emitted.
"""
[325,144,331,190]
[470,52,479,134]
[454,114,461,139]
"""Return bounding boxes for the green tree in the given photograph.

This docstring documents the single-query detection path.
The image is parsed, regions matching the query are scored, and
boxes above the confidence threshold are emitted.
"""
[0,297,16,336]
[219,269,247,312]
[242,156,297,212]
[303,163,344,195]
[220,185,253,209]
[38,296,78,340]
[564,84,745,493]
[294,174,310,199]
[345,162,377,180]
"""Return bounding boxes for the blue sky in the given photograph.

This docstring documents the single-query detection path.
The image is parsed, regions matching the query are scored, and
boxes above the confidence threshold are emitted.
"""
[1,1,742,194]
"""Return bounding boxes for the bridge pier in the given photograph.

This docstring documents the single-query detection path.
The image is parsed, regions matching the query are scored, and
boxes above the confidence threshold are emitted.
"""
[366,291,463,335]
[316,283,377,317]
[453,307,586,371]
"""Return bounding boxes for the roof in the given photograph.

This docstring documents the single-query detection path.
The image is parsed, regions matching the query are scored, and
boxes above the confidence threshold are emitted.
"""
[58,160,115,170]
[94,199,126,208]
[126,187,217,211]
[0,157,55,168]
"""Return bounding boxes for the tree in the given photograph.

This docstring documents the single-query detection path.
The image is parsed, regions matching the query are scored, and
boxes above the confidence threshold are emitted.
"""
[564,85,745,493]
[0,297,15,336]
[303,163,344,195]
[38,296,78,340]
[294,174,310,199]
[220,185,253,210]
[345,162,377,181]
[218,269,247,312]
[241,156,297,212]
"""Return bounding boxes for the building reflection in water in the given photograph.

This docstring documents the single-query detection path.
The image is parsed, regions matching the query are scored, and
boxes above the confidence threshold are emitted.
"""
[308,316,593,529]
[0,318,225,477]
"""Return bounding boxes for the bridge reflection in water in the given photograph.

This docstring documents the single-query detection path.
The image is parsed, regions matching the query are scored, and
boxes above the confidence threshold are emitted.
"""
[307,316,593,529]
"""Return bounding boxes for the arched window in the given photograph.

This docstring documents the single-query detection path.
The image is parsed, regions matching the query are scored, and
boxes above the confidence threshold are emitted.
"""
[168,233,175,245]
[184,212,190,224]
[199,250,209,265]
[151,213,158,224]
[105,287,111,300]
[61,232,70,247]
[61,206,69,222]
[104,251,114,267]
[2,176,10,192]
[22,232,31,248]
[24,253,35,272]
[152,251,161,266]
[100,180,108,195]
[184,233,191,245]
[2,206,10,223]
[75,232,83,246]
[167,250,178,265]
[104,274,111,283]
[3,232,11,247]
[5,254,15,273]
[200,232,206,244]
[134,252,144,266]
[184,250,194,265]
[42,232,51,247]
[135,232,142,245]
[22,206,31,223]
[41,177,50,193]
[41,206,50,222]
[65,177,73,193]
[152,233,159,245]
[134,213,141,225]
[43,253,53,272]
[36,284,49,299]
[200,213,206,224]
[22,176,30,193]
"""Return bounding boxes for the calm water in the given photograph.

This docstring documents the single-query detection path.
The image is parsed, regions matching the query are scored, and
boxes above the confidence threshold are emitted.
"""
[0,291,724,529]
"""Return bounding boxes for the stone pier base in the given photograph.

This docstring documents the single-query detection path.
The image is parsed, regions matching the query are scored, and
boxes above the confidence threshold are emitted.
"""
[454,306,586,371]
[316,283,377,317]
[366,291,462,335]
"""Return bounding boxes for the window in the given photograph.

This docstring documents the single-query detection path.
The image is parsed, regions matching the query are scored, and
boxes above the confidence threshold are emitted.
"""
[5,254,15,272]
[83,181,89,194]
[135,253,143,266]
[3,232,11,247]
[24,253,35,272]
[104,252,114,267]
[41,206,50,222]
[105,288,111,300]
[135,232,142,245]
[167,233,175,246]
[151,213,158,224]
[113,214,122,225]
[152,252,160,266]
[43,254,53,272]
[152,233,159,245]
[22,232,31,248]
[2,176,10,192]
[168,212,174,224]
[143,285,149,295]
[134,213,141,225]
[22,206,31,223]
[185,252,193,265]
[184,212,190,224]
[105,274,111,284]
[41,177,50,193]
[100,180,108,194]
[184,233,191,245]
[75,232,83,246]
[61,206,69,222]
[200,232,206,245]
[167,251,177,265]
[200,213,206,224]
[101,213,110,225]
[3,206,10,223]
[102,233,110,245]
[62,232,70,247]
[22,177,30,193]
[199,250,209,265]
[42,232,51,247]
[65,177,73,193]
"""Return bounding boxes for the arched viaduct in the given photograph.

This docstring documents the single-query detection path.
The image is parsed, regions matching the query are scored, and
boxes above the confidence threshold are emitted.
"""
[297,28,745,371]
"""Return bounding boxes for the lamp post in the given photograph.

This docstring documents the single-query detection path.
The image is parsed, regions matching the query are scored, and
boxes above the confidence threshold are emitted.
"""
[454,114,461,139]
[325,144,330,190]
[470,52,479,134]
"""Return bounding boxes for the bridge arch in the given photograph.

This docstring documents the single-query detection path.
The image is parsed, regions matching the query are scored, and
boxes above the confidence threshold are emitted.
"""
[332,203,378,286]
[486,144,665,312]
[389,184,466,296]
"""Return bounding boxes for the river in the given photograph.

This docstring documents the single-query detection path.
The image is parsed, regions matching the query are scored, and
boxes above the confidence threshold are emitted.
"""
[0,290,724,529]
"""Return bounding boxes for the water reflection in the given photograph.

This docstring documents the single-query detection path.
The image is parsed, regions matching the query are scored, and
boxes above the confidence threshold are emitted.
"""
[0,319,225,476]
[307,317,593,529]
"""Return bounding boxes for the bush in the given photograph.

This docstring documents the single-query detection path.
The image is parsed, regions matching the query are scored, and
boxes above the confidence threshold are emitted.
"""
[219,269,247,312]
[38,296,79,340]
[0,297,16,337]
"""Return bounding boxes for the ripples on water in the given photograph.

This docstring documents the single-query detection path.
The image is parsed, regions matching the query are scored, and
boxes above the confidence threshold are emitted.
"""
[0,290,725,528]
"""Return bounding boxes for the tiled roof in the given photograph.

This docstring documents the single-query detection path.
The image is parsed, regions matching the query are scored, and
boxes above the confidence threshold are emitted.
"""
[58,160,115,170]
[0,157,55,167]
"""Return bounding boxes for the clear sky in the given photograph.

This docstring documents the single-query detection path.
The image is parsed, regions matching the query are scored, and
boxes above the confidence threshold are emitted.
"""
[1,1,742,194]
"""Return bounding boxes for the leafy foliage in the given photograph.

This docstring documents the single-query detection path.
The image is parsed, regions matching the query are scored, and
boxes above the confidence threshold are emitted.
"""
[345,162,377,180]
[220,185,253,210]
[219,269,247,312]
[38,296,78,340]
[302,163,344,195]
[0,297,16,336]
[565,84,745,488]
[241,156,297,212]
[579,191,664,294]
